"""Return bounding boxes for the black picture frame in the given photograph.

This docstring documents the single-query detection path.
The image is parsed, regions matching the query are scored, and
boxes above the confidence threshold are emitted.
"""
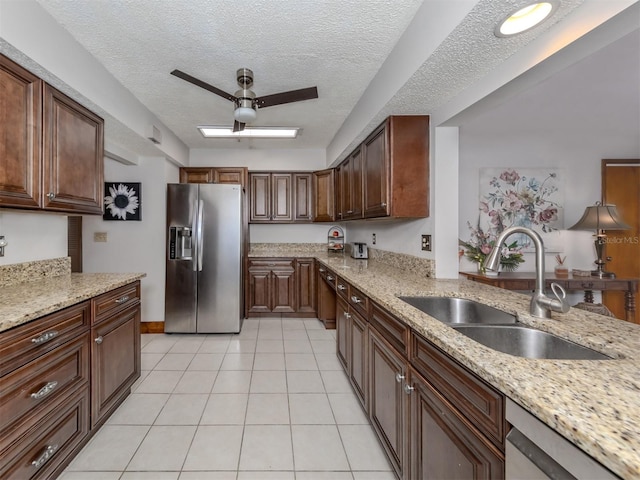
[103,182,142,221]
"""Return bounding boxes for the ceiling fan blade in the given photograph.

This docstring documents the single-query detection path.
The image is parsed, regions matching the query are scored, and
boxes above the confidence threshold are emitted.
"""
[255,86,318,109]
[233,120,246,133]
[170,69,236,102]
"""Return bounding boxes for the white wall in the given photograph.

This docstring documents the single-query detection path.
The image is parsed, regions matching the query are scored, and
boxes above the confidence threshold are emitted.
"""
[0,211,67,265]
[83,157,179,322]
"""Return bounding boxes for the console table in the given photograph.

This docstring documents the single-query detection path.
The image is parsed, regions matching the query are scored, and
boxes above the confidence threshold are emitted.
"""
[460,271,638,322]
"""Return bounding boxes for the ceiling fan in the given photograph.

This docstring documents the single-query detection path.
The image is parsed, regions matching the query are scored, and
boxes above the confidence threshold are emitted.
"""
[171,68,318,132]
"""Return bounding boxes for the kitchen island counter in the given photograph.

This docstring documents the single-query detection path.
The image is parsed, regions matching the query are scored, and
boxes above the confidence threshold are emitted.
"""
[249,246,640,479]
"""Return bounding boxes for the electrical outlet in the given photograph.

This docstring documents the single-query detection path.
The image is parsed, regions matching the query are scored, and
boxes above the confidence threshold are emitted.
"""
[94,232,108,242]
[372,233,376,245]
[421,234,431,251]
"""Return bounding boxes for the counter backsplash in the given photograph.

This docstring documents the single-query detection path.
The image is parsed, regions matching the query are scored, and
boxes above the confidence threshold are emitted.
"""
[0,257,71,288]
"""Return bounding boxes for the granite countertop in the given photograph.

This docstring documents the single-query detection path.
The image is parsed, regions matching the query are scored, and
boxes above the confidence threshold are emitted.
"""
[250,246,639,479]
[0,272,146,333]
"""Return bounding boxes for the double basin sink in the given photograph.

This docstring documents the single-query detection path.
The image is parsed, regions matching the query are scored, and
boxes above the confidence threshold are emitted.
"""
[398,296,610,360]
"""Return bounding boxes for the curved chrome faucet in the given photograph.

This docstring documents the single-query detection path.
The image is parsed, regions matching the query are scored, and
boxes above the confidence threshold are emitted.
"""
[485,226,570,319]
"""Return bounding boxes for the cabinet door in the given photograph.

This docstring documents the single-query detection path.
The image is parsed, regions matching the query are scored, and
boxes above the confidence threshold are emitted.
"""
[336,295,350,370]
[363,122,390,218]
[91,304,140,428]
[335,162,346,221]
[347,148,363,219]
[180,167,215,183]
[350,310,368,409]
[42,84,104,214]
[271,173,293,222]
[0,55,42,209]
[247,267,272,313]
[369,328,406,479]
[293,173,313,222]
[312,169,335,222]
[409,368,504,480]
[214,167,248,187]
[271,266,296,313]
[249,173,271,222]
[296,258,316,314]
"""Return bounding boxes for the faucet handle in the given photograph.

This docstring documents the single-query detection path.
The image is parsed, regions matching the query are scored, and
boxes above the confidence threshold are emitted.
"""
[550,283,570,313]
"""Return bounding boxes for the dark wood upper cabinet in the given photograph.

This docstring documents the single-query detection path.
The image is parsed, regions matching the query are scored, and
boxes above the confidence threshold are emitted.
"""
[249,172,314,223]
[293,173,313,222]
[363,115,429,219]
[337,148,363,220]
[312,168,335,222]
[0,55,42,209]
[179,167,248,187]
[271,173,293,222]
[42,85,104,214]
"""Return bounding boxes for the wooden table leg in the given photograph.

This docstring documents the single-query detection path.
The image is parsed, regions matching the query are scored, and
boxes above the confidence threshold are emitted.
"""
[625,289,637,323]
[584,290,594,303]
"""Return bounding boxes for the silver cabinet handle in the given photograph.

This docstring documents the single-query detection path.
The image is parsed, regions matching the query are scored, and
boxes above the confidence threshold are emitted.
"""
[47,192,55,200]
[395,373,405,383]
[326,275,334,281]
[381,202,387,207]
[319,268,326,273]
[347,210,354,214]
[337,284,346,291]
[95,336,103,344]
[344,312,351,319]
[32,444,59,469]
[31,330,59,345]
[31,381,58,400]
[115,295,130,304]
[403,384,414,395]
[350,295,362,304]
[268,263,276,266]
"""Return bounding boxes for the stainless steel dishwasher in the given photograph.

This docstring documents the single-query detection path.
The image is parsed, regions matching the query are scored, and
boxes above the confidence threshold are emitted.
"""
[505,399,619,479]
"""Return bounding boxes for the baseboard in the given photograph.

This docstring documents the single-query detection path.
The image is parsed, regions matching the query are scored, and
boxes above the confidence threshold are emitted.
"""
[141,321,164,334]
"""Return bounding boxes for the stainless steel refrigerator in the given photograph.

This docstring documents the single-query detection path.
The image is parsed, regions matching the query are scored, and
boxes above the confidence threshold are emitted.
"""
[165,183,244,333]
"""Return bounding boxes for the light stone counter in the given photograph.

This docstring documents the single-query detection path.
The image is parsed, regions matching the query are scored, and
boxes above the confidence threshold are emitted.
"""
[0,272,145,333]
[250,246,640,479]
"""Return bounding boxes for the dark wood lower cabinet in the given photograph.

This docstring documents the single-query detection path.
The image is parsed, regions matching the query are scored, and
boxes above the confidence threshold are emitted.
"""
[409,367,505,480]
[369,328,407,479]
[295,258,316,315]
[336,295,349,370]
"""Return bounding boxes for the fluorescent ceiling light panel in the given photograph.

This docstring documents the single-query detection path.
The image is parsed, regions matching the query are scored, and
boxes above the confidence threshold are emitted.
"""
[198,126,299,138]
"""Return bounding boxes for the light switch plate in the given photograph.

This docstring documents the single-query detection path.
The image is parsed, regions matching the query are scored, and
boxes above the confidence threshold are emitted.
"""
[94,232,108,242]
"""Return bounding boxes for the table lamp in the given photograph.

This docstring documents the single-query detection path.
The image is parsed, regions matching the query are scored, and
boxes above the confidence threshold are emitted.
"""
[569,202,630,278]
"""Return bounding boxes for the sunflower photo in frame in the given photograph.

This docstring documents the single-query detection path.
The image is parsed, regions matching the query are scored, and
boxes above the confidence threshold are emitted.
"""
[103,182,141,221]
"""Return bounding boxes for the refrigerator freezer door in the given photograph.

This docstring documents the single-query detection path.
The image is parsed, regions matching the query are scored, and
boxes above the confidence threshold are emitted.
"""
[165,184,198,333]
[197,184,243,333]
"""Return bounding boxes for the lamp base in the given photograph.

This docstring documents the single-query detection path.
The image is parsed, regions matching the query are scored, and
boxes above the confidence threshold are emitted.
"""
[591,269,616,279]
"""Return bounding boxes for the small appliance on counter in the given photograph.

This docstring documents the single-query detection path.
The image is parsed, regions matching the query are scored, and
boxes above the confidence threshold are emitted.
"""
[351,242,368,259]
[327,226,344,253]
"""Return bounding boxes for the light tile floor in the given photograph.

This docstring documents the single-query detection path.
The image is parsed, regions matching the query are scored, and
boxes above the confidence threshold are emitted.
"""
[61,318,395,480]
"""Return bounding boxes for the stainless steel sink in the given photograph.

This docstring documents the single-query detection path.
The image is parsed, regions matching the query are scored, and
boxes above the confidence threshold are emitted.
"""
[398,296,517,324]
[452,325,611,360]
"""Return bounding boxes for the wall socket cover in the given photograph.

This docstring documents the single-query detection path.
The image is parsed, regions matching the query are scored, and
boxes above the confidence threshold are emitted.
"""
[421,234,431,251]
[94,232,108,242]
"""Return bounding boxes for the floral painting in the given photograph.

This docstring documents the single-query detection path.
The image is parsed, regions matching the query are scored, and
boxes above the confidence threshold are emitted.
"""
[478,168,563,250]
[103,182,141,221]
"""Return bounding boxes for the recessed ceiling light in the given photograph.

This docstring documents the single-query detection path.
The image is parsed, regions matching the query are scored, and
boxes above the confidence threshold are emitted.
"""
[198,126,300,138]
[495,1,559,37]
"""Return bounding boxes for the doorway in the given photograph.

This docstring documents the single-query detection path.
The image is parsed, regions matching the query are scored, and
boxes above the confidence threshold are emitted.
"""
[602,159,639,323]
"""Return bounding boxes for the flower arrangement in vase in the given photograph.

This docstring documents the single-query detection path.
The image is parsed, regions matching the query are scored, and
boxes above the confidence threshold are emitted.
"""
[459,220,524,275]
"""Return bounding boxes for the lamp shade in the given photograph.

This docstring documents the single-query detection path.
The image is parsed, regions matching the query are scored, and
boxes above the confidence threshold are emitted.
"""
[234,106,257,123]
[569,203,631,231]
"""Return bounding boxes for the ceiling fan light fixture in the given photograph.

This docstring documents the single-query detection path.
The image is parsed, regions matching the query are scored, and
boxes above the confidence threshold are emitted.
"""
[233,106,257,123]
[495,1,558,37]
[198,126,300,139]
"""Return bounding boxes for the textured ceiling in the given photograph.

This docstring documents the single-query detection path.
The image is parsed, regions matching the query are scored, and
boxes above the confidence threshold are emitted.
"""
[31,0,622,159]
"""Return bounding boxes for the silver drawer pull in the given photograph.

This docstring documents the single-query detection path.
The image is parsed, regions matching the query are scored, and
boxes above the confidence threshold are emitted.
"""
[395,373,405,383]
[31,330,59,345]
[337,284,346,291]
[381,202,387,207]
[403,384,415,395]
[344,312,351,319]
[350,295,362,304]
[32,444,59,469]
[95,336,103,344]
[46,192,55,200]
[115,295,130,304]
[326,275,334,281]
[319,268,326,273]
[30,381,58,400]
[347,210,354,214]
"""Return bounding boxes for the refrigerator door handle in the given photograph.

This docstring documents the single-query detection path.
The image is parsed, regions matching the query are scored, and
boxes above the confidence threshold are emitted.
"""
[197,199,204,271]
[191,199,199,271]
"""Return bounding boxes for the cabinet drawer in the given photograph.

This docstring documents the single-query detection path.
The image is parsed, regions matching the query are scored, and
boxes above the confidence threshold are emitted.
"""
[0,388,89,480]
[335,275,349,300]
[1,333,90,433]
[248,259,294,270]
[411,332,505,451]
[93,282,140,324]
[370,302,408,356]
[348,285,369,319]
[0,302,90,376]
